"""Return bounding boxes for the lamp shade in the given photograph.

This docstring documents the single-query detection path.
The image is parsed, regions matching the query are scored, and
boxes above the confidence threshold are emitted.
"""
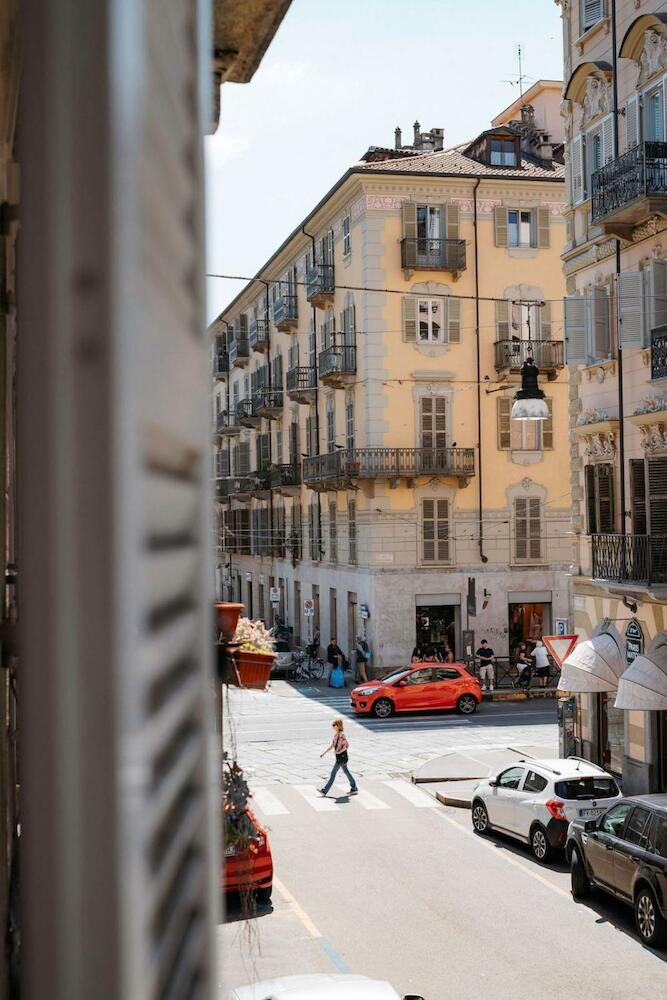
[511,397,549,421]
[512,356,547,421]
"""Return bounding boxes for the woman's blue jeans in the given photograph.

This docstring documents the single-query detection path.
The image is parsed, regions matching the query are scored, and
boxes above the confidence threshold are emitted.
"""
[323,756,357,794]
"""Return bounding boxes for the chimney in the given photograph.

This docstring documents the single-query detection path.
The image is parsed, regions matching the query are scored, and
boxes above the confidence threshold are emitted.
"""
[413,120,421,145]
[520,103,535,128]
[394,126,402,150]
[431,127,444,152]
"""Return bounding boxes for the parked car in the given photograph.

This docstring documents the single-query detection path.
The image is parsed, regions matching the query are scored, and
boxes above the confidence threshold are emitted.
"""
[350,663,481,718]
[223,808,273,904]
[272,639,294,674]
[229,973,424,999]
[567,794,667,948]
[471,757,622,862]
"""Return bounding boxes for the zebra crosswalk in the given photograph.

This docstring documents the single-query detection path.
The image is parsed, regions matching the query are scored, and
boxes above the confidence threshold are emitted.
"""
[250,779,438,817]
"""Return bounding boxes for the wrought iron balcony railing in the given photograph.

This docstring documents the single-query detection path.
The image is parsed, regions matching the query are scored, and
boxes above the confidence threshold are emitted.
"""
[272,293,298,330]
[269,463,301,491]
[494,339,564,372]
[255,387,283,417]
[591,532,667,587]
[216,475,255,499]
[651,326,667,380]
[591,141,667,225]
[249,319,268,353]
[319,341,357,383]
[251,468,271,498]
[229,336,250,367]
[303,447,475,486]
[216,410,241,435]
[305,263,335,303]
[401,237,467,272]
[237,397,260,426]
[212,352,229,379]
[286,366,317,400]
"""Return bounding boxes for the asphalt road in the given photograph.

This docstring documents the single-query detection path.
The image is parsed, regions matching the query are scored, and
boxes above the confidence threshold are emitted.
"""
[219,778,665,999]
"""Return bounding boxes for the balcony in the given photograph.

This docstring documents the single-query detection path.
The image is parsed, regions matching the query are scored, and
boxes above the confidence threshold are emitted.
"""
[212,352,229,379]
[305,263,335,307]
[251,468,271,500]
[286,365,317,403]
[249,319,269,353]
[272,293,298,331]
[319,341,356,387]
[494,339,564,378]
[400,237,466,273]
[255,387,283,419]
[269,462,301,495]
[592,533,667,589]
[216,410,240,436]
[651,326,667,380]
[237,397,260,428]
[229,336,250,368]
[591,141,667,236]
[215,475,255,501]
[302,447,475,490]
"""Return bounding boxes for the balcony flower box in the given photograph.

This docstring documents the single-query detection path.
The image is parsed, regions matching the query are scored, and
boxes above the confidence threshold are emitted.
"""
[230,649,276,690]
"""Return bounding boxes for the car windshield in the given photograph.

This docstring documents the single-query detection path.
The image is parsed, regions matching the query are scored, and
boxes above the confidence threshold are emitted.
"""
[554,776,619,800]
[378,668,410,685]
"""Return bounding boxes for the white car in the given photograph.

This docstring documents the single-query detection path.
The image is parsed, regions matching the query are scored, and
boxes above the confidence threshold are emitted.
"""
[230,973,424,1000]
[271,640,294,674]
[471,756,622,862]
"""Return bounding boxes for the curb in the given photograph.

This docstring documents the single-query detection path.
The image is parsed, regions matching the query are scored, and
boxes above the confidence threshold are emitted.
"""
[435,791,472,809]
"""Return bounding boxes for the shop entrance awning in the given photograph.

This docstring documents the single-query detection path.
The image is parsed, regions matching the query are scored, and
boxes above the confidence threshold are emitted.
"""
[559,625,625,694]
[615,632,667,711]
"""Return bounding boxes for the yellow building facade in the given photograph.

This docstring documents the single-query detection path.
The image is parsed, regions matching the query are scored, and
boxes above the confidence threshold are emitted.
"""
[213,81,570,674]
[559,0,667,793]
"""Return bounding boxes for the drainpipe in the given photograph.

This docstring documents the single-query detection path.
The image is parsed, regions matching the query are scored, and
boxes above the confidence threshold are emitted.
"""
[302,226,323,557]
[473,178,488,563]
[610,0,627,537]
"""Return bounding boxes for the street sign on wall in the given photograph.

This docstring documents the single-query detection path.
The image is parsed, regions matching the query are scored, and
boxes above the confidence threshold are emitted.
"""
[303,598,315,617]
[270,586,280,605]
[625,619,644,665]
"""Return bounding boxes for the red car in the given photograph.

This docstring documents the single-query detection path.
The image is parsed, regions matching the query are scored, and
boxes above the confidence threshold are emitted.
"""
[223,808,273,904]
[351,662,482,718]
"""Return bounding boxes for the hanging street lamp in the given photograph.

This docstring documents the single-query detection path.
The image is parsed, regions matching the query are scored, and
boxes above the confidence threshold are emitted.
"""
[511,354,549,421]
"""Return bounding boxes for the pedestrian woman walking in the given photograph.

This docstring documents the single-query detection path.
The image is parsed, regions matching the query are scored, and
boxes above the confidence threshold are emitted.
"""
[319,719,358,797]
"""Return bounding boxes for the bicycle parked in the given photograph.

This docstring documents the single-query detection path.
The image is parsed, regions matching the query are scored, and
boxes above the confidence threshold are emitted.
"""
[289,649,326,681]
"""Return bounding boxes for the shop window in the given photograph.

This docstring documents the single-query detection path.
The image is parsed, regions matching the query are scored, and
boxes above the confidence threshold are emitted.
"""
[508,602,548,652]
[585,463,615,534]
[415,604,457,659]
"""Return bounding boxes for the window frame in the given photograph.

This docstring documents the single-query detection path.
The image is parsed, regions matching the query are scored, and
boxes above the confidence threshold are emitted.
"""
[342,214,351,257]
[417,297,445,343]
[523,770,549,793]
[581,0,605,34]
[421,497,450,565]
[513,496,543,564]
[490,137,517,167]
[497,766,525,790]
[508,209,533,248]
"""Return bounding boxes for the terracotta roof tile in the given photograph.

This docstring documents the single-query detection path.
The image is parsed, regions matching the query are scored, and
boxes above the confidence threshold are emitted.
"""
[356,142,564,181]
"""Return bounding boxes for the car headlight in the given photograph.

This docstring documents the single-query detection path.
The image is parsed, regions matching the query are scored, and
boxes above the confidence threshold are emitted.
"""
[357,687,376,696]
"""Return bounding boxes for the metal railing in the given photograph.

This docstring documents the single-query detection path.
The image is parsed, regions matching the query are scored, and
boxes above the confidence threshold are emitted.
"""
[228,336,250,365]
[319,342,357,380]
[286,366,317,395]
[249,319,268,351]
[401,237,466,271]
[465,656,561,691]
[494,339,564,371]
[237,397,259,424]
[216,410,240,434]
[212,352,229,378]
[251,468,271,496]
[305,262,335,300]
[216,475,255,498]
[651,326,667,380]
[303,446,475,484]
[256,387,283,414]
[592,532,667,587]
[269,463,301,490]
[272,293,298,328]
[591,141,667,223]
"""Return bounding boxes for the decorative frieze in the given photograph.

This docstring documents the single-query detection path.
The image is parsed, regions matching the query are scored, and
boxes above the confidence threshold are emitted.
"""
[629,398,667,453]
[584,360,616,383]
[583,432,617,459]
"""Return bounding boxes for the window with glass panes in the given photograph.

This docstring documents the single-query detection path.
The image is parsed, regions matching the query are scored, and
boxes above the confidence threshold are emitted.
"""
[645,83,665,141]
[490,138,516,166]
[421,498,450,564]
[416,205,440,245]
[418,299,444,342]
[508,210,532,247]
[513,498,542,562]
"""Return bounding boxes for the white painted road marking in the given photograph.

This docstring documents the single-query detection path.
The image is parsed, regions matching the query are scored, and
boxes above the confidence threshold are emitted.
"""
[351,789,390,810]
[251,787,290,815]
[294,785,340,811]
[382,779,437,807]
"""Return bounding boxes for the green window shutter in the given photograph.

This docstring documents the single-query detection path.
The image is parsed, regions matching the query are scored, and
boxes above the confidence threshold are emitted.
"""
[541,399,554,450]
[617,271,646,348]
[630,458,647,534]
[597,464,615,534]
[444,203,459,241]
[564,295,587,364]
[648,456,667,534]
[497,397,511,449]
[496,299,510,339]
[494,206,509,247]
[447,296,461,343]
[536,207,550,248]
[585,465,597,533]
[540,301,552,338]
[402,296,417,342]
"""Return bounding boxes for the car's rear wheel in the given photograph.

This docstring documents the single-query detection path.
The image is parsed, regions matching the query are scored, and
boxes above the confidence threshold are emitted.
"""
[570,847,590,900]
[372,697,393,719]
[471,800,490,835]
[456,694,477,715]
[635,885,667,948]
[530,824,552,863]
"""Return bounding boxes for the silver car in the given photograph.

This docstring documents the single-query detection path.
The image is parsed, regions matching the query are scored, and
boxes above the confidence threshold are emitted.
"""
[272,639,294,674]
[230,973,424,999]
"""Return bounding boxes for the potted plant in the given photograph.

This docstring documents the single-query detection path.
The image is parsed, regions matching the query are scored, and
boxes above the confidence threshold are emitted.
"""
[215,601,244,641]
[229,617,276,689]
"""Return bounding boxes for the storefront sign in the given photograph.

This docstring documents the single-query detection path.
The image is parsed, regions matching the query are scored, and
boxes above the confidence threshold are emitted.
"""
[625,619,644,666]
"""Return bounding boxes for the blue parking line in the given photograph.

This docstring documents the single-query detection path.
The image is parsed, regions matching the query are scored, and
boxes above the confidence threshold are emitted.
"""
[317,936,350,974]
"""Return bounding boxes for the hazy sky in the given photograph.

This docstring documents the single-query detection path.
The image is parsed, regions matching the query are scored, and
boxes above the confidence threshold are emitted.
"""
[205,0,564,321]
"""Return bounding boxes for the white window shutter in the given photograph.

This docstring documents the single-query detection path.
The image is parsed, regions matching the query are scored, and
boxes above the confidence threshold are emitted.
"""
[602,113,615,164]
[571,134,584,204]
[564,295,588,364]
[625,94,640,151]
[402,296,417,342]
[617,271,646,348]
[648,259,667,331]
[591,286,611,360]
[582,0,604,31]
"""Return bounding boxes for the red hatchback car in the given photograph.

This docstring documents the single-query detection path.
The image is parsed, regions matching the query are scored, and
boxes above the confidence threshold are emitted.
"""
[351,663,482,718]
[223,808,273,904]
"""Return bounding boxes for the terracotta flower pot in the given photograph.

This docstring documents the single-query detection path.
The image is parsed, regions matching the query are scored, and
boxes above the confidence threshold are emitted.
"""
[215,602,244,641]
[231,650,276,690]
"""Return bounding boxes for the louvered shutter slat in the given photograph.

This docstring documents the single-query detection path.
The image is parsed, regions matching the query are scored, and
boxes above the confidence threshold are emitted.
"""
[602,114,615,165]
[402,202,417,267]
[592,286,611,360]
[494,206,509,247]
[540,301,552,339]
[447,296,461,343]
[536,207,550,248]
[445,203,459,241]
[597,464,615,534]
[514,498,527,560]
[585,465,597,533]
[649,260,667,331]
[542,399,554,450]
[649,457,667,533]
[571,134,584,204]
[625,94,640,151]
[403,296,417,342]
[496,300,510,340]
[564,295,587,364]
[498,397,511,449]
[617,271,646,348]
[631,458,647,534]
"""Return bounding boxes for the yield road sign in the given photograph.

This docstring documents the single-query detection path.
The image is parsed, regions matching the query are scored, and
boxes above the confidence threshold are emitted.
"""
[542,635,578,668]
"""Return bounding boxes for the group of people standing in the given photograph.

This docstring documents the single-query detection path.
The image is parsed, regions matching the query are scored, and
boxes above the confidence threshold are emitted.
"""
[326,634,371,686]
[474,637,552,692]
[410,644,455,664]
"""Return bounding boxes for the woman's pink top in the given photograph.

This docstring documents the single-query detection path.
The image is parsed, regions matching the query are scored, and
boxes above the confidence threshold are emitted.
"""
[334,732,349,755]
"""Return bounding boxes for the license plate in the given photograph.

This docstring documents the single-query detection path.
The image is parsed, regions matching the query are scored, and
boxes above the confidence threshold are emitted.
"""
[224,845,238,856]
[579,807,604,820]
